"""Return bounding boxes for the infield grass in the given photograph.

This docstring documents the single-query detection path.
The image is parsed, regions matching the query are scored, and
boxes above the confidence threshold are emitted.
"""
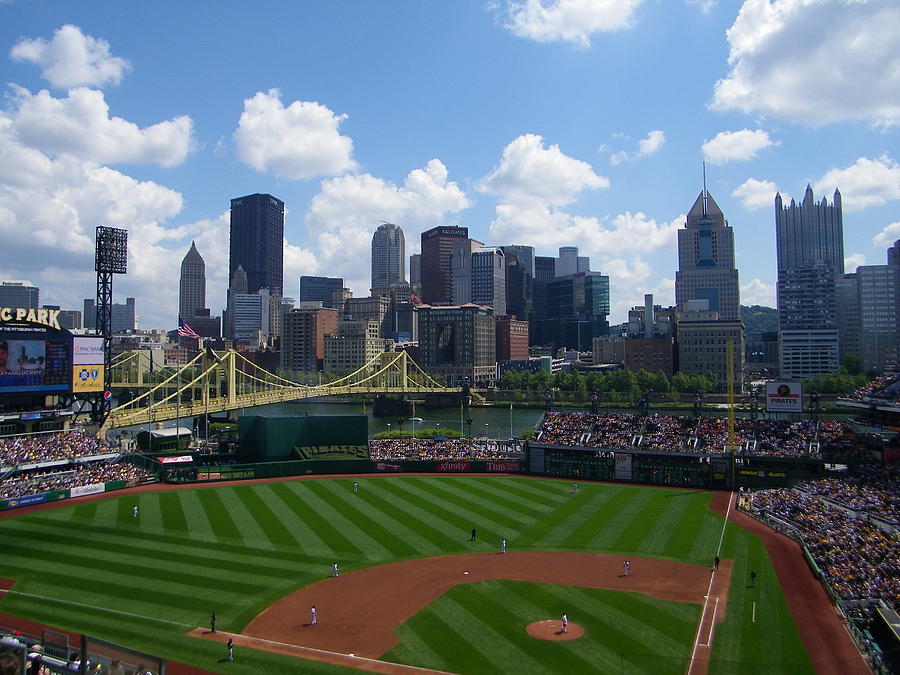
[0,476,812,673]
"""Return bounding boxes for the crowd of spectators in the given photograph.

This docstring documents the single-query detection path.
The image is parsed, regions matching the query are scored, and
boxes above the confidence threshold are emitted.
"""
[534,412,858,457]
[0,462,154,500]
[841,374,900,406]
[747,467,900,612]
[368,438,523,461]
[0,429,112,467]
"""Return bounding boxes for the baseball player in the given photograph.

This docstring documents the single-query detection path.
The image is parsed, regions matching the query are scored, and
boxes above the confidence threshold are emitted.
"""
[501,538,507,554]
[132,505,139,518]
[353,481,359,493]
[226,638,234,662]
[623,560,631,576]
[561,613,568,633]
[332,562,339,577]
[310,605,317,625]
[571,482,579,494]
[210,612,216,633]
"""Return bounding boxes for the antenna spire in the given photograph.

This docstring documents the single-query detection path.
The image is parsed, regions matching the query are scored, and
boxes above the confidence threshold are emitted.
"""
[702,162,709,217]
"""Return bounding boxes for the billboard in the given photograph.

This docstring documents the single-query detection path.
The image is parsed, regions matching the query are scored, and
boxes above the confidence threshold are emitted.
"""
[766,381,803,413]
[0,306,75,395]
[73,336,105,364]
[72,364,105,393]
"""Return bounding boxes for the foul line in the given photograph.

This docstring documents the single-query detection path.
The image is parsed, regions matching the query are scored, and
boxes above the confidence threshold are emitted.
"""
[0,587,192,629]
[687,490,734,675]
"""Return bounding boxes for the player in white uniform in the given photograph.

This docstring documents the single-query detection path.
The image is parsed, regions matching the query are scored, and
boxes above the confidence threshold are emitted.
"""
[353,481,359,493]
[623,560,631,576]
[310,605,317,625]
[332,562,339,577]
[501,538,507,553]
[132,505,138,518]
[561,613,568,633]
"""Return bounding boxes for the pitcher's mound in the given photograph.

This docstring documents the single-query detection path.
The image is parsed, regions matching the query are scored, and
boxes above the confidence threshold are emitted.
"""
[526,619,584,641]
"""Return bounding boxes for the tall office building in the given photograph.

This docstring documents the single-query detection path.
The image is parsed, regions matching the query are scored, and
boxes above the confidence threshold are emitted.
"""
[299,276,344,308]
[452,247,506,315]
[281,304,339,373]
[178,241,205,321]
[224,265,247,340]
[84,297,136,333]
[556,246,579,277]
[371,223,405,293]
[417,303,496,386]
[502,245,535,324]
[532,256,556,343]
[0,281,39,308]
[420,226,468,305]
[675,188,740,321]
[775,186,844,378]
[409,254,421,287]
[539,272,610,352]
[229,193,284,296]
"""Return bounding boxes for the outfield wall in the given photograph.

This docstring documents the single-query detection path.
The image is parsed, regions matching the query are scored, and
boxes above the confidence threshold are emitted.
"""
[0,478,135,511]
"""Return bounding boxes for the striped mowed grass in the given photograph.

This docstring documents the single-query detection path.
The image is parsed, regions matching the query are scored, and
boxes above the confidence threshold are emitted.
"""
[0,476,811,674]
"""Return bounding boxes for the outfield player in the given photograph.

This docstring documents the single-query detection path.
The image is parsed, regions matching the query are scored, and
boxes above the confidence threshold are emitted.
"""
[353,481,359,493]
[332,562,339,577]
[571,482,579,494]
[226,638,234,661]
[132,505,138,518]
[501,538,507,554]
[210,612,216,632]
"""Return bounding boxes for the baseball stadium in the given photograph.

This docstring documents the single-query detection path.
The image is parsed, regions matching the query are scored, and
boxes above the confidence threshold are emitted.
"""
[0,330,898,674]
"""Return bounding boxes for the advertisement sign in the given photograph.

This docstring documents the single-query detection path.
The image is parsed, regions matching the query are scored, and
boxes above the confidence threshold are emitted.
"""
[70,483,105,498]
[615,453,632,480]
[72,364,104,393]
[156,455,193,464]
[375,462,402,472]
[73,337,105,365]
[437,461,471,472]
[4,493,48,509]
[766,381,803,413]
[486,461,520,472]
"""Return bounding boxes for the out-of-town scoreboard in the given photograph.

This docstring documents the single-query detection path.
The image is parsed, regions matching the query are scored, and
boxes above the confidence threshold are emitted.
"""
[0,307,105,395]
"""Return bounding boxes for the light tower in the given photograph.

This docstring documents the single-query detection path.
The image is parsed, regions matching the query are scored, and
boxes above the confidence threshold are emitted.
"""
[94,226,127,423]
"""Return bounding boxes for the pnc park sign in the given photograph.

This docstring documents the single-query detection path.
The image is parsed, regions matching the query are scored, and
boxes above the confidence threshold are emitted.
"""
[0,307,62,330]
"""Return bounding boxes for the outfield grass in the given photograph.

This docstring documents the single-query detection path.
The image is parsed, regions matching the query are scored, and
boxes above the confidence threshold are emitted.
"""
[0,476,812,673]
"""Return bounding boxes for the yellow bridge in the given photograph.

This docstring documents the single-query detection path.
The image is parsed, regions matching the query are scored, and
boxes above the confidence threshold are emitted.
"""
[104,350,460,432]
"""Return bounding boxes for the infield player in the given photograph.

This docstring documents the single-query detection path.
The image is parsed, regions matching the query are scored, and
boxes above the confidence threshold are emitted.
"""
[310,605,317,625]
[561,613,568,633]
[332,562,340,577]
[623,560,631,576]
[501,538,507,554]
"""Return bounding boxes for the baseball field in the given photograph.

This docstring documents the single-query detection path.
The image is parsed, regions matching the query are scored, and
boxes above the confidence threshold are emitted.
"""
[0,476,816,673]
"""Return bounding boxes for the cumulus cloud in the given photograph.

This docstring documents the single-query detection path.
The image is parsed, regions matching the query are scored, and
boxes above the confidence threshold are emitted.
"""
[478,134,608,206]
[740,277,776,306]
[711,0,900,126]
[844,253,866,271]
[610,130,666,165]
[813,155,900,211]
[8,86,193,167]
[874,221,900,248]
[732,177,782,210]
[499,0,644,47]
[305,159,470,294]
[234,89,357,180]
[702,129,776,164]
[10,24,131,89]
[685,0,718,13]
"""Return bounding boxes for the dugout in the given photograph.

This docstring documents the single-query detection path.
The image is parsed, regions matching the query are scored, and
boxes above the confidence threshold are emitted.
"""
[238,415,368,462]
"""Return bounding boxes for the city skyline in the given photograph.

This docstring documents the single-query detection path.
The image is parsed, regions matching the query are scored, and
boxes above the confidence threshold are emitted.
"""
[0,2,897,328]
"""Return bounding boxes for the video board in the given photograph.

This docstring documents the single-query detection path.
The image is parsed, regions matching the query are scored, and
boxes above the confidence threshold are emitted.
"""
[0,306,75,394]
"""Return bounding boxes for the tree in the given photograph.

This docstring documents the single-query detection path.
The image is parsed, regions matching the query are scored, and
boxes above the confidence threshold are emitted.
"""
[840,354,863,376]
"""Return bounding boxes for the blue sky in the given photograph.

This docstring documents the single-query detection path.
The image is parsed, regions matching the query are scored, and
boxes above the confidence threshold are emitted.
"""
[1,0,898,328]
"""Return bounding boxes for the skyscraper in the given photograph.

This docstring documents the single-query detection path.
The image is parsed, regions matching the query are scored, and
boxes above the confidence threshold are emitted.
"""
[0,281,39,308]
[179,241,205,321]
[229,193,284,296]
[299,276,344,308]
[675,188,740,321]
[775,186,844,378]
[371,223,405,293]
[420,226,468,305]
[556,246,578,277]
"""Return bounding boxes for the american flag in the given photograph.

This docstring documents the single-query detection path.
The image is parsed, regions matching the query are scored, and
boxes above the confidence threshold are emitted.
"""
[177,318,201,339]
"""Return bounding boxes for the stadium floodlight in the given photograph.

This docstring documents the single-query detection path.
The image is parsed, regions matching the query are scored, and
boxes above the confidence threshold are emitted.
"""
[95,226,128,274]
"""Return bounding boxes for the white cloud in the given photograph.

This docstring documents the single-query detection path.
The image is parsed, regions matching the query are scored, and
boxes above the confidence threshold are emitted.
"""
[489,205,681,257]
[478,134,608,206]
[874,221,900,248]
[685,0,718,13]
[711,0,900,126]
[10,24,131,89]
[740,277,776,306]
[814,155,900,211]
[702,129,776,164]
[8,86,193,167]
[499,0,644,47]
[305,159,470,294]
[732,177,783,210]
[844,253,866,271]
[611,129,666,165]
[234,89,357,181]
